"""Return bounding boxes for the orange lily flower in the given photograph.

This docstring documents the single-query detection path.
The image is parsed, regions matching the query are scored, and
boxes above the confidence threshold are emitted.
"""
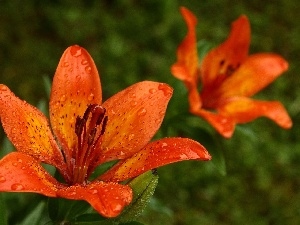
[171,7,292,138]
[0,45,211,217]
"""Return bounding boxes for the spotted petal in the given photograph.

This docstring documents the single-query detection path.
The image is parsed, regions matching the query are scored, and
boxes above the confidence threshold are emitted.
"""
[100,138,211,182]
[215,54,289,101]
[49,45,102,163]
[100,81,173,162]
[218,96,292,128]
[0,152,59,197]
[56,181,132,218]
[0,85,66,171]
[201,15,250,89]
[171,7,199,84]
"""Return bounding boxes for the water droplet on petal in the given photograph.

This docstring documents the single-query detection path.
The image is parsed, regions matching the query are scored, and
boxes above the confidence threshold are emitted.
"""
[11,128,17,134]
[60,95,66,102]
[76,75,81,80]
[89,188,98,194]
[130,101,137,106]
[159,110,165,116]
[88,93,94,101]
[158,83,172,97]
[113,203,122,212]
[81,59,88,65]
[137,108,147,116]
[0,85,8,92]
[180,153,188,159]
[0,176,6,183]
[70,45,82,57]
[85,66,92,74]
[63,62,69,67]
[129,93,136,98]
[154,118,161,125]
[11,183,24,191]
[162,142,168,147]
[128,134,135,140]
[149,88,157,94]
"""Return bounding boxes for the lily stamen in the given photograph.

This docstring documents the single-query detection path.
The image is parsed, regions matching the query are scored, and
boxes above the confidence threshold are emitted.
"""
[73,104,107,184]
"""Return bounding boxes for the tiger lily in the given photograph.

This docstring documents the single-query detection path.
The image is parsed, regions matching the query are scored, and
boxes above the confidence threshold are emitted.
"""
[0,45,211,217]
[171,7,292,138]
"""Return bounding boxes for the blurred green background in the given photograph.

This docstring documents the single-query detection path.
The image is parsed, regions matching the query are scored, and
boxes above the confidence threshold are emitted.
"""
[0,0,300,224]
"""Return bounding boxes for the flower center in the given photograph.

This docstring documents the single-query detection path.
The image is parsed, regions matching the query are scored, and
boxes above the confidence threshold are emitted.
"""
[71,104,107,185]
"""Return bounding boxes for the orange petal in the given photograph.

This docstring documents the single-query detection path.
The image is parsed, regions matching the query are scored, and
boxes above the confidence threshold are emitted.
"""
[100,81,173,162]
[171,7,199,84]
[56,181,132,218]
[0,85,66,170]
[190,108,236,138]
[215,54,289,100]
[49,45,102,162]
[201,15,250,88]
[218,97,292,128]
[100,138,211,182]
[0,152,59,197]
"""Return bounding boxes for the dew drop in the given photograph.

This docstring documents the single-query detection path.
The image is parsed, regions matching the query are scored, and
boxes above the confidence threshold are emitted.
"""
[129,93,136,98]
[154,118,161,125]
[11,128,17,134]
[159,110,165,116]
[128,134,135,141]
[0,176,6,183]
[137,108,147,116]
[162,142,168,147]
[0,85,8,92]
[130,101,137,106]
[149,88,157,94]
[158,83,172,97]
[85,66,92,74]
[11,183,24,191]
[70,45,82,57]
[63,62,69,67]
[180,153,188,159]
[81,59,88,65]
[113,204,122,212]
[89,188,98,194]
[12,162,18,167]
[60,95,66,102]
[88,93,94,101]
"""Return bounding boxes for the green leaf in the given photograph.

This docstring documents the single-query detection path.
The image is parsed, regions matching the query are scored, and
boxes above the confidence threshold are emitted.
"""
[20,201,45,225]
[48,197,91,223]
[0,194,8,225]
[117,171,158,223]
[42,75,52,98]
